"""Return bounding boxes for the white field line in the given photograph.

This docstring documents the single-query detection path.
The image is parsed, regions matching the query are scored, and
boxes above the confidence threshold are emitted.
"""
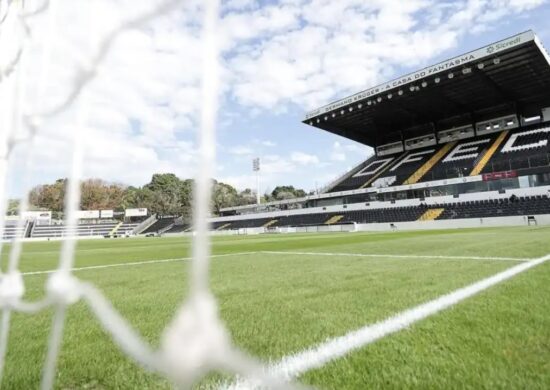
[21,252,258,276]
[260,250,528,262]
[20,250,527,277]
[266,253,550,381]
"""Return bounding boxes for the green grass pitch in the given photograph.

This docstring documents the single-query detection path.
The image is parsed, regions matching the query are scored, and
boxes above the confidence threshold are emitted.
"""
[1,226,549,389]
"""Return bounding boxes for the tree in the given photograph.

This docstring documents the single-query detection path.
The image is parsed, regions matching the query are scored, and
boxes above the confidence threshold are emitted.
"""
[80,179,126,210]
[211,181,239,215]
[237,188,256,206]
[25,174,307,218]
[29,179,66,212]
[7,199,20,215]
[271,185,307,201]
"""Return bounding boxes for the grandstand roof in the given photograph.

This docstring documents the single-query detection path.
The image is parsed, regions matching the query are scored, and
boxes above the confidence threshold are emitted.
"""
[304,31,550,147]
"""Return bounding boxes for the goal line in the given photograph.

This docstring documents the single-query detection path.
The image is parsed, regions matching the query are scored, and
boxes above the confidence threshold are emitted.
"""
[260,250,528,262]
[18,249,526,278]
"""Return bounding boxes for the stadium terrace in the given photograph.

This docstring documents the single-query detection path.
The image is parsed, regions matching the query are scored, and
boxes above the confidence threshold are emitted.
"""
[202,30,550,235]
[3,31,550,239]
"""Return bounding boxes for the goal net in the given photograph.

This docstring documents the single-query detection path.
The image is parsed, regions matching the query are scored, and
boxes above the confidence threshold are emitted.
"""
[0,1,288,388]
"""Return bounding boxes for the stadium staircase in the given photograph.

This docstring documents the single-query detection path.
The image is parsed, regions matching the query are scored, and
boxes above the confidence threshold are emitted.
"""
[142,217,176,234]
[165,222,192,234]
[217,223,232,230]
[470,130,509,176]
[324,215,344,225]
[418,208,445,221]
[262,220,278,228]
[404,142,457,185]
[133,214,157,234]
[109,222,123,237]
[24,220,34,238]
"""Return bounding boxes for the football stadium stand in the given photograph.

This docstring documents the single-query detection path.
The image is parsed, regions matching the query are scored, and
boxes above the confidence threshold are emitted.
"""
[164,223,191,234]
[142,216,177,234]
[7,32,550,239]
[209,31,550,233]
[30,221,139,238]
[2,221,29,240]
[325,123,550,192]
[210,193,550,230]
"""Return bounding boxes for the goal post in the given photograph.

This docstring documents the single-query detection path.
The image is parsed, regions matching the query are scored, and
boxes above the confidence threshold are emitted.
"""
[0,1,287,388]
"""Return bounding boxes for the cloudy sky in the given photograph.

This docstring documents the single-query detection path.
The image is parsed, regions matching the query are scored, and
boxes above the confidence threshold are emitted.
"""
[5,0,550,197]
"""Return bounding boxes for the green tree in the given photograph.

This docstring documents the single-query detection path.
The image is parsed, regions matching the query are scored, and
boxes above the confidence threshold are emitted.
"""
[237,188,256,206]
[211,181,239,215]
[271,185,307,201]
[7,199,20,215]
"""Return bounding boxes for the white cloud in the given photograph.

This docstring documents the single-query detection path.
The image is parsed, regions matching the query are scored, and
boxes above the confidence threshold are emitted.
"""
[261,154,296,174]
[290,151,319,165]
[330,141,372,162]
[227,0,548,110]
[228,146,254,156]
[6,0,548,196]
[217,174,257,191]
[330,152,346,162]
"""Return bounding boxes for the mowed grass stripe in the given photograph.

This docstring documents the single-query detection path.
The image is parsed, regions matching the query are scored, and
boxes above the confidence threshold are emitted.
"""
[21,252,258,276]
[269,253,550,381]
[300,260,550,389]
[5,226,547,273]
[5,256,513,389]
[2,226,550,389]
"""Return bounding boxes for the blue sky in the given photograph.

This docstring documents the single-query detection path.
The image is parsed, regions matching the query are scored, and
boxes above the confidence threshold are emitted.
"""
[6,0,550,197]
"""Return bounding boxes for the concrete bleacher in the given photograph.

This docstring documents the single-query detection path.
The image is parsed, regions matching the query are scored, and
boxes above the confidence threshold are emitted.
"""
[213,206,427,230]
[482,125,550,174]
[30,221,138,238]
[210,187,550,232]
[440,195,550,219]
[142,217,176,234]
[165,223,191,234]
[116,222,139,236]
[328,155,381,192]
[2,221,29,240]
[326,125,550,193]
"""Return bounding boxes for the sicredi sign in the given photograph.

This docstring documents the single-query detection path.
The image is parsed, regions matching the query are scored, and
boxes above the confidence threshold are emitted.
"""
[305,31,535,120]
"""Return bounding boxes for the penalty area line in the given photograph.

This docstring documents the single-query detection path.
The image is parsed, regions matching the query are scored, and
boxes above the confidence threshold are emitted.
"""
[260,250,528,262]
[21,252,259,276]
[267,253,550,381]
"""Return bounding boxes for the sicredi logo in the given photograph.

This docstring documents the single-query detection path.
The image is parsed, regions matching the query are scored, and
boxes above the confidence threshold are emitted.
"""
[487,37,522,55]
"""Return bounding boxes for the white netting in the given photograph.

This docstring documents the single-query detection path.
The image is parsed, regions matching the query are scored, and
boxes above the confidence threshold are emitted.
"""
[0,1,294,388]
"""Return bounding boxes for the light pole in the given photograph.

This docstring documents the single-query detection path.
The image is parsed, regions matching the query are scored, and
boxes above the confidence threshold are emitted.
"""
[252,158,260,205]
